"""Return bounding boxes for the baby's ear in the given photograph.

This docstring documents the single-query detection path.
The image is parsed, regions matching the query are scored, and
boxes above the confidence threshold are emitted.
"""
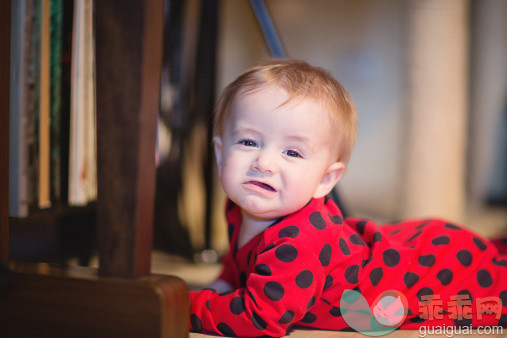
[313,162,345,199]
[213,136,223,177]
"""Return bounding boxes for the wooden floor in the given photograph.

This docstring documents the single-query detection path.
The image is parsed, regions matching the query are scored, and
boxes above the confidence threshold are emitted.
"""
[190,328,506,337]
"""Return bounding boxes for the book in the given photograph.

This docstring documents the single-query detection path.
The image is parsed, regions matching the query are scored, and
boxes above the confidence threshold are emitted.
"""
[50,0,63,202]
[38,0,51,209]
[27,0,42,211]
[9,0,33,217]
[68,0,96,206]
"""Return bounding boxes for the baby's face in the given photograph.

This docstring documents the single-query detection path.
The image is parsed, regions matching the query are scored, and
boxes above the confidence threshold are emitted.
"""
[214,84,343,222]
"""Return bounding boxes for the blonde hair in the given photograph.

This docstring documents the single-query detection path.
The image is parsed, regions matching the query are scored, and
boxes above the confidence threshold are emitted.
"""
[214,59,357,163]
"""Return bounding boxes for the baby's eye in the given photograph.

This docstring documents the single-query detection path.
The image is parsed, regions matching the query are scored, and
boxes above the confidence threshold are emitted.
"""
[285,150,302,158]
[240,140,257,147]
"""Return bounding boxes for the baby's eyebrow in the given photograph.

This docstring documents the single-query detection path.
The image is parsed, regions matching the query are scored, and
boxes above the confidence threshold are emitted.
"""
[231,128,260,138]
[285,135,310,144]
[284,135,316,153]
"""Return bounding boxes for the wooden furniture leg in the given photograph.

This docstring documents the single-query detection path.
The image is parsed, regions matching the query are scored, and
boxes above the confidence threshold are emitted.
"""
[0,1,189,337]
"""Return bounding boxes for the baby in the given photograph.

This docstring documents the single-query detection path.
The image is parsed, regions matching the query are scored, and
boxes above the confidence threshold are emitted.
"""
[189,59,506,336]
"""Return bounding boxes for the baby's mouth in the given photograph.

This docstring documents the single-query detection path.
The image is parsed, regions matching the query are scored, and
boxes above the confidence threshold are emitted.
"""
[246,181,276,192]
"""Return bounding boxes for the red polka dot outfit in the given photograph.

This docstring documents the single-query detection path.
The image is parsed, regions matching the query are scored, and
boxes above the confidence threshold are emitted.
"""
[189,197,507,336]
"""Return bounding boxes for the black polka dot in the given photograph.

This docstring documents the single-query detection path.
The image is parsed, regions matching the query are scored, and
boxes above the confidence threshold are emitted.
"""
[499,314,507,327]
[404,272,419,288]
[217,322,236,336]
[437,269,453,285]
[499,291,507,306]
[255,264,272,276]
[453,290,473,327]
[417,287,433,301]
[248,290,258,306]
[191,314,202,332]
[477,269,493,287]
[473,237,487,251]
[275,244,298,262]
[339,238,350,255]
[322,299,331,306]
[329,306,342,317]
[416,221,430,229]
[444,223,461,230]
[361,256,373,268]
[329,213,343,225]
[319,244,332,267]
[226,200,235,211]
[383,249,401,267]
[219,290,234,296]
[309,211,326,230]
[350,234,365,246]
[370,267,383,286]
[432,236,450,245]
[418,254,436,267]
[390,229,402,236]
[279,226,300,238]
[239,272,247,287]
[373,232,382,243]
[230,296,246,315]
[345,265,360,284]
[261,243,275,254]
[278,310,294,324]
[356,220,367,235]
[458,289,472,298]
[247,251,252,265]
[301,312,317,324]
[252,311,267,330]
[410,316,426,324]
[324,274,333,290]
[457,250,472,267]
[264,281,285,301]
[307,296,316,310]
[407,231,422,242]
[296,270,314,289]
[492,258,507,266]
[206,300,210,311]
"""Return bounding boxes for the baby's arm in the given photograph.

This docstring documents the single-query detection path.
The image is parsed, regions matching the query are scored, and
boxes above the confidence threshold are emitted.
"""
[206,249,236,292]
[189,239,325,337]
[206,279,233,292]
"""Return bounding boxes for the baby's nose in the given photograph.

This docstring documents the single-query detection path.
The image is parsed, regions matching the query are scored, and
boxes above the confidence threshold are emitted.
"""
[252,151,277,174]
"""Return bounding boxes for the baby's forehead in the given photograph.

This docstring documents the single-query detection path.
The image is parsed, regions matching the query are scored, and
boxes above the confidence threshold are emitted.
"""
[234,84,330,114]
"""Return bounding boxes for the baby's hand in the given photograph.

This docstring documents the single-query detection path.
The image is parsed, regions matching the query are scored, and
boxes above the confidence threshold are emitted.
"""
[206,279,233,292]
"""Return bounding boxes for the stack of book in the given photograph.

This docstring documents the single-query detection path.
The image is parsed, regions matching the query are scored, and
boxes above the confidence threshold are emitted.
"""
[9,0,97,218]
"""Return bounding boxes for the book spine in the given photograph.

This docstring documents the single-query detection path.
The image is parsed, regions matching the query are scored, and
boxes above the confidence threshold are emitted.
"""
[38,0,51,209]
[50,0,63,202]
[69,0,96,206]
[9,0,32,217]
[28,0,42,211]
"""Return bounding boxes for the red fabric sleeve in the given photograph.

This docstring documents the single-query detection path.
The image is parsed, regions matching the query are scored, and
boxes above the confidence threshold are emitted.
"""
[189,239,326,337]
[216,251,237,288]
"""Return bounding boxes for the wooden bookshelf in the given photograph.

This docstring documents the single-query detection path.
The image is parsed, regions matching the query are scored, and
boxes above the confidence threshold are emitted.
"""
[0,1,189,337]
[0,0,10,262]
